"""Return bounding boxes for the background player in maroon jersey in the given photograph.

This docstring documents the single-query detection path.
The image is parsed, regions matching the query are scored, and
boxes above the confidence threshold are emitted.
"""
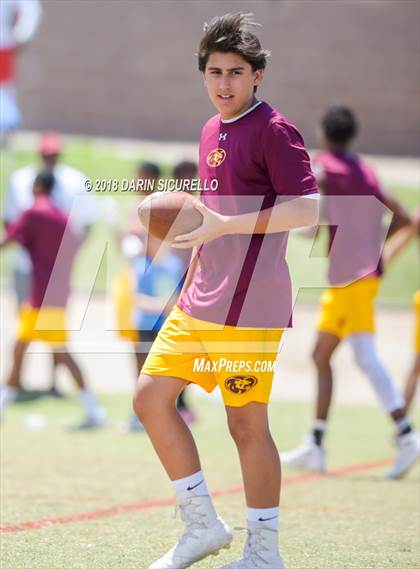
[0,171,106,430]
[282,106,419,479]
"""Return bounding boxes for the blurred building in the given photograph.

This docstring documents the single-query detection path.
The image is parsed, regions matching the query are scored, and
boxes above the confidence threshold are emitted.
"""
[18,0,418,156]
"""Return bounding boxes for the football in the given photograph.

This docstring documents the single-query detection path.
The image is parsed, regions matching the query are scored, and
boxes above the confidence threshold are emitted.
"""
[137,191,203,242]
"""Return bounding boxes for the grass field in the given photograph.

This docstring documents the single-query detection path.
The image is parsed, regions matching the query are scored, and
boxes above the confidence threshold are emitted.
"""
[0,141,419,306]
[1,394,419,569]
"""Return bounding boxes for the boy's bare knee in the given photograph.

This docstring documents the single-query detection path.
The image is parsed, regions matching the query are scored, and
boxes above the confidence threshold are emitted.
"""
[133,375,154,421]
[227,414,267,447]
[133,374,182,421]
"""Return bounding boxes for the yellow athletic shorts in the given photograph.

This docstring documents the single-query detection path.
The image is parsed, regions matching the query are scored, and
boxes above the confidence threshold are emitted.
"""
[414,290,420,354]
[112,268,140,342]
[141,305,283,407]
[17,305,68,346]
[317,277,380,339]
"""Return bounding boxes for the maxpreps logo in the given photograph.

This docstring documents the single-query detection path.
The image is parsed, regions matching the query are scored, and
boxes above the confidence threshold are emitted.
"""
[207,148,226,167]
[225,375,258,395]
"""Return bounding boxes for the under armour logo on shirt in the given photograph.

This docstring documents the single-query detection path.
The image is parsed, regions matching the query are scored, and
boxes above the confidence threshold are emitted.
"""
[219,132,228,141]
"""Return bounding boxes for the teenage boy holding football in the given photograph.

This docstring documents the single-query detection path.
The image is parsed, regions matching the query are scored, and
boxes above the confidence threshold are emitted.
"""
[134,13,319,569]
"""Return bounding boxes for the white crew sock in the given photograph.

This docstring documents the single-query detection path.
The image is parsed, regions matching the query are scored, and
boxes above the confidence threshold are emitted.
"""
[0,386,18,416]
[79,389,104,419]
[313,419,327,432]
[172,470,209,497]
[247,506,280,531]
[348,334,405,412]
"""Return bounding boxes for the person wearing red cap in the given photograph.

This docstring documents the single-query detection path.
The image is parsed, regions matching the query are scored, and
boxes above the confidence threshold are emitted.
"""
[3,132,96,397]
[39,131,63,156]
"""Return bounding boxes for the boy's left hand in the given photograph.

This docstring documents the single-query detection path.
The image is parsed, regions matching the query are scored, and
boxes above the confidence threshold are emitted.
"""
[172,201,230,248]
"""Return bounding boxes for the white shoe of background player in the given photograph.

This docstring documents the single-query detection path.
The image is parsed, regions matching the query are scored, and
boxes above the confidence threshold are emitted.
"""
[281,433,326,472]
[386,431,420,480]
[148,491,232,569]
[219,522,285,568]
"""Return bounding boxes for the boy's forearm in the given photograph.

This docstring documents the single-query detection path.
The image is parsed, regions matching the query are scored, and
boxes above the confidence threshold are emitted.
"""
[383,222,417,267]
[225,197,319,235]
[386,211,411,239]
[382,192,411,239]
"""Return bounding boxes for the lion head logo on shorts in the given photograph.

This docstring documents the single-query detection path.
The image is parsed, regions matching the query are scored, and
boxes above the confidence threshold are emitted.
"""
[225,375,258,395]
[207,148,226,167]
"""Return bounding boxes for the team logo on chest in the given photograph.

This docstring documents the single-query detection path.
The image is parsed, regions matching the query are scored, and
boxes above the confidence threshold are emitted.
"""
[219,132,228,141]
[225,375,258,395]
[207,148,226,168]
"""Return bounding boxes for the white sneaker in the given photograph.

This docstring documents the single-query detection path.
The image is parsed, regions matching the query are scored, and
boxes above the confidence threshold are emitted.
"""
[281,434,326,472]
[386,431,420,480]
[148,492,232,569]
[219,522,285,568]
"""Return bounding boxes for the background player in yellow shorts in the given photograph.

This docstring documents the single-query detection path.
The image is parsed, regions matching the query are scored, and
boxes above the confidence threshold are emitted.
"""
[0,171,106,429]
[133,13,319,569]
[3,132,97,397]
[282,106,419,479]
